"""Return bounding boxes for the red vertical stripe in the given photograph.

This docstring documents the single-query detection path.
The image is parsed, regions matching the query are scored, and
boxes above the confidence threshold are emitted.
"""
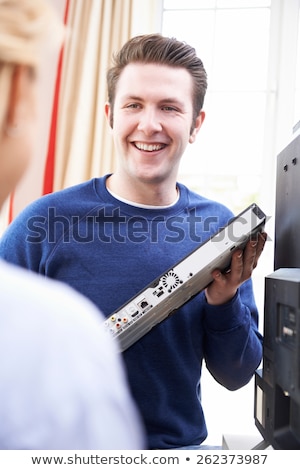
[8,191,14,224]
[42,0,70,195]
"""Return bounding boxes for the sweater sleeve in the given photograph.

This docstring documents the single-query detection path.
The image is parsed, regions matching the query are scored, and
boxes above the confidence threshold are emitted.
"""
[0,199,54,273]
[202,279,263,391]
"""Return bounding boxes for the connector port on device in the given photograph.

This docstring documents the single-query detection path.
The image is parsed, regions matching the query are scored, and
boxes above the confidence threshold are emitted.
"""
[138,299,149,310]
[127,305,139,317]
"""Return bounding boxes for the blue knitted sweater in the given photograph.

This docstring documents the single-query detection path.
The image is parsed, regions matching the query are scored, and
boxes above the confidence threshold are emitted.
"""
[0,176,263,449]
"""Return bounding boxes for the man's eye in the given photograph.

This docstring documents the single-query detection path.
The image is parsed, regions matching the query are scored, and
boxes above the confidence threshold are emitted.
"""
[162,106,177,112]
[127,103,140,109]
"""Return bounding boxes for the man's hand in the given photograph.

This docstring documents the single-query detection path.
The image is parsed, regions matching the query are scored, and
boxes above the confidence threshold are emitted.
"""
[205,231,267,306]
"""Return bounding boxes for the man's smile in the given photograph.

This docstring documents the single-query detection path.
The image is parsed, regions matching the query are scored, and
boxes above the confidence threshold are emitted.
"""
[133,142,167,152]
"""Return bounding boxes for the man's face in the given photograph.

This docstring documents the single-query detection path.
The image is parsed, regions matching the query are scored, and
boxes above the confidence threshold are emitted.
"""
[105,63,204,187]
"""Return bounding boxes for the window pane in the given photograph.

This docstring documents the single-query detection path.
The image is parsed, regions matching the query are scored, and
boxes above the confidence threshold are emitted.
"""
[164,0,270,9]
[163,10,216,73]
[164,0,216,9]
[212,9,270,90]
[217,0,271,8]
[163,8,270,91]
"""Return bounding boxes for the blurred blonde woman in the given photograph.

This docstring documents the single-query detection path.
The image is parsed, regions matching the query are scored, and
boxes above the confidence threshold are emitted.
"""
[0,0,144,450]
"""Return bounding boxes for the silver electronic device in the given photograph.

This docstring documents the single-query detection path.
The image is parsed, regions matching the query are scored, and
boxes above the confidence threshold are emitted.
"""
[104,203,266,352]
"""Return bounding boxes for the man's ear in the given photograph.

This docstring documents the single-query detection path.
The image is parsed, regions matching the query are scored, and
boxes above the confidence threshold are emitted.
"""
[104,102,113,129]
[6,65,33,129]
[189,110,205,144]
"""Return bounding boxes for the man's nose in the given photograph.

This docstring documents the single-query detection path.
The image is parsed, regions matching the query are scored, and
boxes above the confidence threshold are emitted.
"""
[137,108,162,135]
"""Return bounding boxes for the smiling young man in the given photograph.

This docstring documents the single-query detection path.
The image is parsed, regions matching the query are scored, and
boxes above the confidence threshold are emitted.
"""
[0,34,267,449]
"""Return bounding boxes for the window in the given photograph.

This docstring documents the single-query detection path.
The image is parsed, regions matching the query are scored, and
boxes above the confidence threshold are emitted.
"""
[162,0,300,217]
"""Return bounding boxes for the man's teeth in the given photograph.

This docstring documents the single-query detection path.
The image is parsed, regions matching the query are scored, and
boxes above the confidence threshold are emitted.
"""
[135,142,164,151]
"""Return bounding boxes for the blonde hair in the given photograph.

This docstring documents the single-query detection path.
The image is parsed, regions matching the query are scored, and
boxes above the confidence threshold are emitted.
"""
[0,0,64,129]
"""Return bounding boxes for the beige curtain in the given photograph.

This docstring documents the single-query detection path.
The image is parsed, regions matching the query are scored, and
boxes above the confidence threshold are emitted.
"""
[53,0,162,191]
